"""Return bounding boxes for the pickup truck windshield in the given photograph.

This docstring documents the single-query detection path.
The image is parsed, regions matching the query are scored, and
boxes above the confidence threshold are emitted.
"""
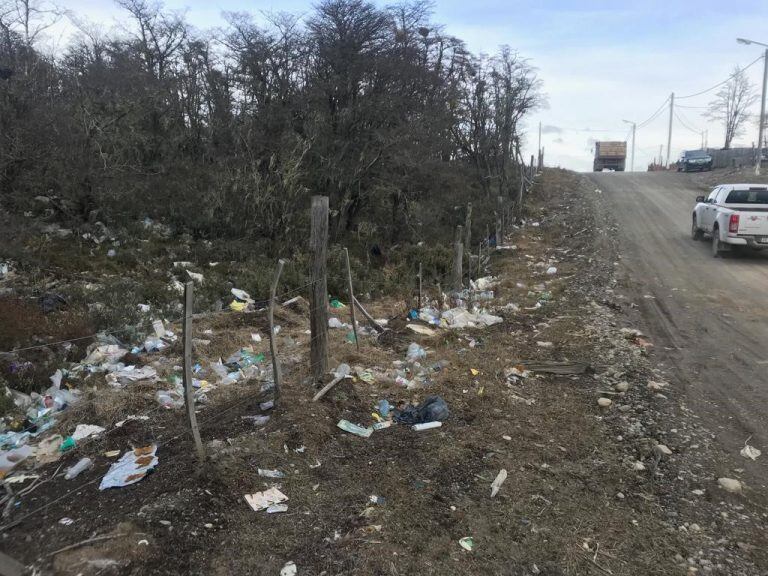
[725,189,768,204]
[684,151,709,159]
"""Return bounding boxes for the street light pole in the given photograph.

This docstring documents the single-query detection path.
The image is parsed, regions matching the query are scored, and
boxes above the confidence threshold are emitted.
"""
[737,38,768,175]
[623,119,636,171]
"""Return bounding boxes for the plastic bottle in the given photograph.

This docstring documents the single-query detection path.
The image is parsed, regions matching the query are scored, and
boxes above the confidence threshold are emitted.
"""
[406,343,426,362]
[65,457,93,479]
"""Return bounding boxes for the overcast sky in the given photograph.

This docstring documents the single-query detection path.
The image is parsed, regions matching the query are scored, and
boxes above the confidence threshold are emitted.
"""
[48,0,768,171]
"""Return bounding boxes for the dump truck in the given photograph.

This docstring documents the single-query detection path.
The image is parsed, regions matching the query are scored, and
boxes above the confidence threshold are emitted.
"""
[593,141,627,172]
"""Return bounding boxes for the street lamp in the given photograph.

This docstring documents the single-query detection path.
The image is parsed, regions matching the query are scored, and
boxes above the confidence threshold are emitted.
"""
[737,38,768,175]
[622,119,636,172]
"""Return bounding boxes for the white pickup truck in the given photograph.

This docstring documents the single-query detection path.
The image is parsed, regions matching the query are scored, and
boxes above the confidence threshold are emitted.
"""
[692,183,768,256]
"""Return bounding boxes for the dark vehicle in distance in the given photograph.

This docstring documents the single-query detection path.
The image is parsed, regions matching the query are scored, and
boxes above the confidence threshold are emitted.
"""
[677,149,713,172]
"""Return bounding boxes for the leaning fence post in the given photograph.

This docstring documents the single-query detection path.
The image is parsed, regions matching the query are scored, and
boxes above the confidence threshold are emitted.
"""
[269,259,286,402]
[310,196,329,384]
[183,281,205,464]
[344,248,360,351]
[452,225,464,291]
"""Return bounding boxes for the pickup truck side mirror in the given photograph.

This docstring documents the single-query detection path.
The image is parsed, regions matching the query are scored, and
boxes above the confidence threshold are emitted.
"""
[695,195,705,203]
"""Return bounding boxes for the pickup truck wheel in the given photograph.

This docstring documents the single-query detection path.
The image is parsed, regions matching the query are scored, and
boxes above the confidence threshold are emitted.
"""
[712,226,723,257]
[691,216,703,240]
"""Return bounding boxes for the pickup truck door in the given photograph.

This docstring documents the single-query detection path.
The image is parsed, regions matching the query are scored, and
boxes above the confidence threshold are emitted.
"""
[700,187,720,230]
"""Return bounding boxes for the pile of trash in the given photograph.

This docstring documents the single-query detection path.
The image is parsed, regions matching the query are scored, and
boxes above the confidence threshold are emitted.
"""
[337,395,450,438]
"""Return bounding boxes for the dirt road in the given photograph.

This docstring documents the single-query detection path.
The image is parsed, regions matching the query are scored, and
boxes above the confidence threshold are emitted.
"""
[590,172,768,486]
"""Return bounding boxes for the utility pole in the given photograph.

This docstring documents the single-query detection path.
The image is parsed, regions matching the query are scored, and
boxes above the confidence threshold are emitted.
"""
[658,145,663,167]
[757,48,768,175]
[537,121,542,169]
[666,92,674,168]
[736,39,768,175]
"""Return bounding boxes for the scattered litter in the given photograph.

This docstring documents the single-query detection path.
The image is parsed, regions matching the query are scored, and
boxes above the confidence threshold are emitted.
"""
[106,366,158,388]
[406,342,427,361]
[115,415,150,427]
[718,477,742,493]
[459,536,474,551]
[0,445,33,476]
[337,420,373,438]
[413,422,442,431]
[536,341,554,348]
[260,400,274,411]
[242,415,270,426]
[99,445,158,490]
[330,298,345,308]
[244,487,288,512]
[36,435,63,464]
[59,517,74,526]
[65,457,93,480]
[355,368,375,384]
[545,266,557,275]
[406,324,437,336]
[267,504,288,514]
[258,469,285,479]
[394,396,449,425]
[490,469,508,497]
[653,444,672,457]
[104,450,121,458]
[59,437,75,452]
[71,424,105,442]
[186,270,204,283]
[740,443,761,461]
[442,308,502,329]
[280,561,297,576]
[328,317,347,329]
[230,288,253,303]
[230,300,247,312]
[251,333,262,343]
[4,473,39,484]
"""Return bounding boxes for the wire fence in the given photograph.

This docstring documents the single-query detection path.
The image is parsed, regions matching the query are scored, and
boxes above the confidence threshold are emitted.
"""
[0,162,540,534]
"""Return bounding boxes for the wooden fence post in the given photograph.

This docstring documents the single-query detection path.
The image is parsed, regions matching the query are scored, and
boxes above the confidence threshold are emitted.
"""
[518,177,525,220]
[464,202,472,281]
[310,196,329,383]
[418,262,422,309]
[344,248,360,350]
[269,259,285,402]
[475,242,483,280]
[452,225,463,291]
[497,195,505,246]
[183,281,205,464]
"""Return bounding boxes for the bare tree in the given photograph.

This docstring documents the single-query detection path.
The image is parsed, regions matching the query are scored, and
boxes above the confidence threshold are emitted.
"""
[0,0,60,47]
[706,66,758,149]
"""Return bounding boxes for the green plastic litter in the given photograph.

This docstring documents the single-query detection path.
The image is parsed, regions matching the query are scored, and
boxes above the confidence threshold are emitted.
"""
[240,350,266,366]
[330,298,345,308]
[59,437,75,452]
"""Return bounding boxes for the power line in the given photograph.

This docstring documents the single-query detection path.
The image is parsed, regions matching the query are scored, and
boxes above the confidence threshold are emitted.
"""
[637,96,671,129]
[674,110,702,135]
[677,54,764,100]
